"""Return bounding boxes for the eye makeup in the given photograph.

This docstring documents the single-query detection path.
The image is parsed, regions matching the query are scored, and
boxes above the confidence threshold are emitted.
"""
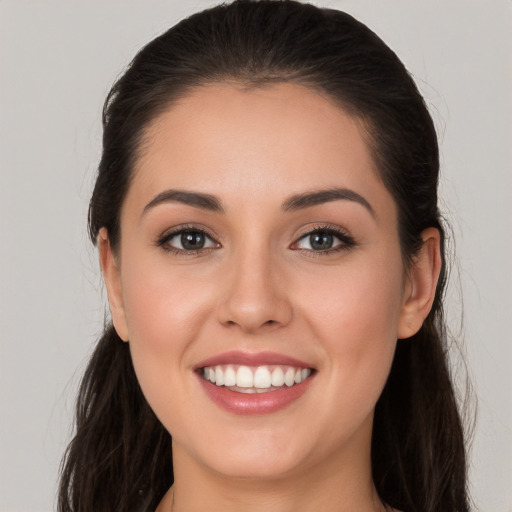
[156,224,221,255]
[291,224,357,256]
[155,222,357,257]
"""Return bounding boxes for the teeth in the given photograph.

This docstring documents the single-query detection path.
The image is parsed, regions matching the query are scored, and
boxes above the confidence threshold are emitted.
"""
[224,366,237,386]
[284,367,295,387]
[253,367,272,388]
[215,366,224,386]
[201,364,312,391]
[271,367,285,387]
[236,366,254,388]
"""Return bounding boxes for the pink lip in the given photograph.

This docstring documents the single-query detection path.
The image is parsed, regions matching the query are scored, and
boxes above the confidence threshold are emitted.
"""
[194,351,315,415]
[194,350,314,370]
[197,373,315,415]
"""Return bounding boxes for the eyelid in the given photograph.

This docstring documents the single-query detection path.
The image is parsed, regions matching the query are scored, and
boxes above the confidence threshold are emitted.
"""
[290,224,356,253]
[157,224,221,253]
[156,223,355,255]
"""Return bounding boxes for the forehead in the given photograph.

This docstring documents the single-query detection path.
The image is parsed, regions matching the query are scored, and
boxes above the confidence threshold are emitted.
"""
[127,82,394,220]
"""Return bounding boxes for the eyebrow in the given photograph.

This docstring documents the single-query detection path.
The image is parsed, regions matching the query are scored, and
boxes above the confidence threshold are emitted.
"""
[142,189,224,215]
[142,186,374,218]
[282,188,375,217]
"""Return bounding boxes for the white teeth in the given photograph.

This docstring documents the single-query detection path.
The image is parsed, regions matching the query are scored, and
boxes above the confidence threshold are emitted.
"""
[236,366,254,388]
[215,366,224,386]
[271,367,285,387]
[224,365,237,386]
[284,367,295,387]
[202,364,312,391]
[253,366,272,388]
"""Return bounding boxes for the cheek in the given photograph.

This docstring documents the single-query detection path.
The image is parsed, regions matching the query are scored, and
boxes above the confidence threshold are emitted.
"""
[118,254,217,402]
[118,260,215,431]
[120,257,214,351]
[301,252,404,337]
[297,253,404,406]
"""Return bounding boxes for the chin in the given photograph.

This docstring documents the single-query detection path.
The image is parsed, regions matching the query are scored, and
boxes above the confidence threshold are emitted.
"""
[207,452,306,481]
[176,425,312,481]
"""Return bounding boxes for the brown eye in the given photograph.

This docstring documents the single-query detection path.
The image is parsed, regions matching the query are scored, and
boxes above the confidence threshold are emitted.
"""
[159,228,219,252]
[309,232,334,251]
[181,231,207,250]
[292,227,356,253]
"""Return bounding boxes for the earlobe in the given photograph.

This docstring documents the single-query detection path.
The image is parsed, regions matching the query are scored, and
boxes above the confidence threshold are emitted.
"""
[397,227,442,339]
[98,228,129,342]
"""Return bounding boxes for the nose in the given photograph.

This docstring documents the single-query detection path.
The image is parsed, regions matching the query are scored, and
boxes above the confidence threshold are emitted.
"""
[215,246,293,334]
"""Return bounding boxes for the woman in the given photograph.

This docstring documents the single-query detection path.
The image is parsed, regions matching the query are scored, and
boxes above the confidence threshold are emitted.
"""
[58,1,470,511]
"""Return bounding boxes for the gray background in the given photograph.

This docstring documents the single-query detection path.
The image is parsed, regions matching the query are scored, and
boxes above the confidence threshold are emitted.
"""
[1,1,511,510]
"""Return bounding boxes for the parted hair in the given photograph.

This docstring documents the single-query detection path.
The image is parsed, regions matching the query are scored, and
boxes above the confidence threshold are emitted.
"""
[58,2,470,511]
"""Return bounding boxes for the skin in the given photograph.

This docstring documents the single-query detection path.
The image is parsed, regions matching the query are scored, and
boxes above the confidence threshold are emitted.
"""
[99,83,441,512]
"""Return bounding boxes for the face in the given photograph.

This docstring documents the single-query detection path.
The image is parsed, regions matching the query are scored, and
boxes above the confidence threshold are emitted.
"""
[101,83,437,482]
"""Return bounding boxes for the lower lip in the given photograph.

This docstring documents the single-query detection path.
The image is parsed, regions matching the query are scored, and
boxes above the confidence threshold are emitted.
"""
[198,373,314,415]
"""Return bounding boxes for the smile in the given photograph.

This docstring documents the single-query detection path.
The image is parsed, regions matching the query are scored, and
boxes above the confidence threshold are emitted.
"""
[201,364,313,393]
[195,351,316,415]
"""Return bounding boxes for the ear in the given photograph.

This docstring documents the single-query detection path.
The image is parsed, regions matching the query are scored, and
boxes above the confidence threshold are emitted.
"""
[397,227,442,339]
[98,227,129,342]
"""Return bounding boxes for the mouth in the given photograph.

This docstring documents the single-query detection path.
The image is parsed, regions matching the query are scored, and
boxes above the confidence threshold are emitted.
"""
[194,351,316,414]
[199,364,313,393]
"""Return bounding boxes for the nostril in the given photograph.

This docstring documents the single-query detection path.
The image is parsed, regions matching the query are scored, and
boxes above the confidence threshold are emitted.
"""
[222,317,282,333]
[216,286,293,332]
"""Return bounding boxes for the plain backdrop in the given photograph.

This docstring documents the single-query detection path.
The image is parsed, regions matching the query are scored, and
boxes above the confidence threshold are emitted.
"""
[1,1,511,511]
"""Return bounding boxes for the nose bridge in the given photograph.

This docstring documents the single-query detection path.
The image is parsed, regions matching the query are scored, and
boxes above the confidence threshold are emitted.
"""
[217,235,292,332]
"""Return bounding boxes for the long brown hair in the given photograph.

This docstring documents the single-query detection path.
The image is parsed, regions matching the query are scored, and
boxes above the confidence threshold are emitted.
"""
[59,2,471,511]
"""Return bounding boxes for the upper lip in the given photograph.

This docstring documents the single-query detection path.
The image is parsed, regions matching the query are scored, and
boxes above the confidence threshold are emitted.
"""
[194,350,314,370]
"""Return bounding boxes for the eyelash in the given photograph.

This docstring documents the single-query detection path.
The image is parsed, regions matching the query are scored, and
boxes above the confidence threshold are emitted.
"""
[156,224,356,256]
[157,225,220,255]
[292,224,357,256]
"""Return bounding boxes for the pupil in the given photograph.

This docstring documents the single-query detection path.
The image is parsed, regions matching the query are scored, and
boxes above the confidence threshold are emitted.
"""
[310,232,333,250]
[181,231,205,250]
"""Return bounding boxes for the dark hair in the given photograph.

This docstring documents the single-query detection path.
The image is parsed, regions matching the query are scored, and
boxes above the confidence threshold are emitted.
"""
[59,1,470,511]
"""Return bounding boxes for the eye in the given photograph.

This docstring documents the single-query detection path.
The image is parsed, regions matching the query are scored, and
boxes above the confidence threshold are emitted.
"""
[291,226,355,253]
[158,227,219,253]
